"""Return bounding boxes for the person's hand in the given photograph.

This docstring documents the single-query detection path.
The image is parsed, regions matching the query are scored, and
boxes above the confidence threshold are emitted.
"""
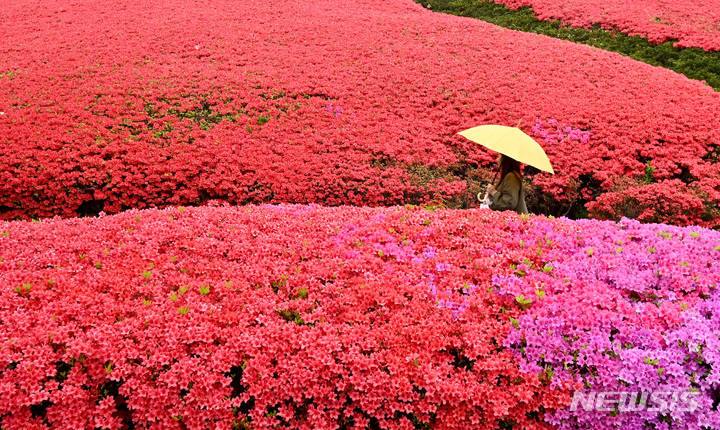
[486,184,497,196]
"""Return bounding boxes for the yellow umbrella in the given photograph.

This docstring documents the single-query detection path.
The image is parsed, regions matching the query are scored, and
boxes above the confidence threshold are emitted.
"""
[458,124,555,174]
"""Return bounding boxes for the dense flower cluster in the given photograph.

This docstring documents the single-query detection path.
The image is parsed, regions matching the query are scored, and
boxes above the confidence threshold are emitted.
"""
[489,216,720,428]
[585,179,711,226]
[1,0,719,225]
[2,204,718,428]
[0,205,571,429]
[485,0,720,51]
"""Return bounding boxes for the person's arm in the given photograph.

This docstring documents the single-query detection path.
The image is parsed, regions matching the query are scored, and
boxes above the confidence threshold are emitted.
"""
[488,173,520,211]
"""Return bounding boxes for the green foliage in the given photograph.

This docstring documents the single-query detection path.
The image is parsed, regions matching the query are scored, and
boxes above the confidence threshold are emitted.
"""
[271,276,286,293]
[515,294,532,310]
[658,231,672,239]
[277,309,305,325]
[416,0,720,90]
[644,161,656,184]
[15,282,32,294]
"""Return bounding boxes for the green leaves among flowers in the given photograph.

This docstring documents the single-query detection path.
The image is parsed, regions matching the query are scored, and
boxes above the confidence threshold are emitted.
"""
[515,294,532,310]
[15,282,32,294]
[643,357,659,366]
[277,309,305,325]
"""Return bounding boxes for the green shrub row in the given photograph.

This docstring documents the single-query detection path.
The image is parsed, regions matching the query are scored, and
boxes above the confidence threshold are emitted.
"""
[415,0,720,91]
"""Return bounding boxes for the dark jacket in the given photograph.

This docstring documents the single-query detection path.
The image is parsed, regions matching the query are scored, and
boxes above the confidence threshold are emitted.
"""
[488,171,528,214]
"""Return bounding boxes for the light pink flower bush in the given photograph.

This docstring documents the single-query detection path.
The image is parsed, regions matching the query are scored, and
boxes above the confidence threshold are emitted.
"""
[493,216,720,428]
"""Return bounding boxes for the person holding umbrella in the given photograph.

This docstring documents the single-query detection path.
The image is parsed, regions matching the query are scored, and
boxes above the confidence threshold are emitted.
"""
[458,123,554,215]
[484,154,528,214]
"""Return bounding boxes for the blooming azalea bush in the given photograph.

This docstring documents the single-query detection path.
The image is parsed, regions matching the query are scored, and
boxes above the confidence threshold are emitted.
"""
[585,179,710,226]
[0,204,571,429]
[482,0,720,51]
[488,216,720,428]
[1,0,719,226]
[1,205,719,428]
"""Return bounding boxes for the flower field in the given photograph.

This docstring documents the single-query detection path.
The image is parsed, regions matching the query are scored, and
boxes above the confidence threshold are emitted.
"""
[3,0,720,428]
[1,0,720,225]
[1,205,719,429]
[479,0,720,51]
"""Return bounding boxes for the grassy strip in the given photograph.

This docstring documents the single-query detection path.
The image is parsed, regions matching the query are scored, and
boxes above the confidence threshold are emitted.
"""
[415,0,720,91]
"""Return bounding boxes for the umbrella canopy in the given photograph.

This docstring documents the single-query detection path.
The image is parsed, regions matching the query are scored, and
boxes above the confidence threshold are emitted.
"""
[458,125,554,174]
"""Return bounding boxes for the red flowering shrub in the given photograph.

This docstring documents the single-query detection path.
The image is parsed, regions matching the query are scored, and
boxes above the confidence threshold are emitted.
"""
[1,0,719,226]
[0,205,569,429]
[585,179,708,225]
[484,0,720,51]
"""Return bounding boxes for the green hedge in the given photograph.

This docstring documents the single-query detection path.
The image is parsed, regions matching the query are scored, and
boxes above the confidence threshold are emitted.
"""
[415,0,720,91]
